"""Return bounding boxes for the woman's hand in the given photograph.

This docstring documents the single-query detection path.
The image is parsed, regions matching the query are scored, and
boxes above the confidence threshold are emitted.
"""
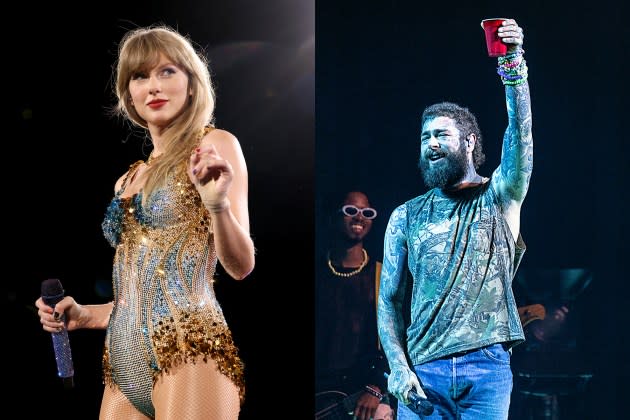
[35,296,84,332]
[188,144,233,213]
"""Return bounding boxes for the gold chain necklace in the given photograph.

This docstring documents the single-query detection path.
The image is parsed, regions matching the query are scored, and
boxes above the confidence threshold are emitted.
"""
[327,249,369,277]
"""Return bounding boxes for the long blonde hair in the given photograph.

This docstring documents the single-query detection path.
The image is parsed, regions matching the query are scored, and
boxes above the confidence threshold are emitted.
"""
[114,25,215,200]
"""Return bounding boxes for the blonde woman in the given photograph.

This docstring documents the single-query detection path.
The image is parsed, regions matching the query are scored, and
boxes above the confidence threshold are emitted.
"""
[36,25,255,419]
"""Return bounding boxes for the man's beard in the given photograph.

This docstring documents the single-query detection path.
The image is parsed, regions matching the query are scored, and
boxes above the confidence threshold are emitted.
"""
[418,143,468,189]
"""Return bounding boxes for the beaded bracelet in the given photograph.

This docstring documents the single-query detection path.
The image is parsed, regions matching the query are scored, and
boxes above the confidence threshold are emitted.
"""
[498,63,528,85]
[364,385,383,401]
[498,48,525,63]
[497,50,528,86]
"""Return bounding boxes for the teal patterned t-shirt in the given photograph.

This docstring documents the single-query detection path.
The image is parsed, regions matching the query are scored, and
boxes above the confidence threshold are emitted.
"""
[400,180,525,365]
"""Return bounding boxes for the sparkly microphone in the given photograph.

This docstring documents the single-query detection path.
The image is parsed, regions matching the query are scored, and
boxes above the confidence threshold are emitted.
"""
[41,278,74,388]
[384,372,434,416]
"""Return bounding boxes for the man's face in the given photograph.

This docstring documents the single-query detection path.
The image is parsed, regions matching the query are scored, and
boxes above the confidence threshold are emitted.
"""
[339,192,374,242]
[418,116,468,189]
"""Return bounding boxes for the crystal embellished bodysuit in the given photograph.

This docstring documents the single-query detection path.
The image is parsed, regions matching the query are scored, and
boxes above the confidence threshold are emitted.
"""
[101,161,245,418]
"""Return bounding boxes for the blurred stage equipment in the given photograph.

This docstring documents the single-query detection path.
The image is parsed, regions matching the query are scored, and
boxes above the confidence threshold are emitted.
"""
[511,268,593,420]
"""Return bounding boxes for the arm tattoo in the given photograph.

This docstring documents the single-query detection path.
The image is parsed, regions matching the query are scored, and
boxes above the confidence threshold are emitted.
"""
[499,81,533,202]
[377,205,411,369]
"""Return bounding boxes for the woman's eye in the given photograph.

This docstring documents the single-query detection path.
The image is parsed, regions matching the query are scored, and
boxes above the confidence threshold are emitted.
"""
[131,72,147,80]
[160,67,176,77]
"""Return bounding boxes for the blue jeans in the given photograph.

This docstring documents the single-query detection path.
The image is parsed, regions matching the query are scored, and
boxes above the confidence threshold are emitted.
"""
[397,344,512,420]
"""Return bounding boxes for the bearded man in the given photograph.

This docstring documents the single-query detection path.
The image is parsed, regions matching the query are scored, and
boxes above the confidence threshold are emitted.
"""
[377,18,532,420]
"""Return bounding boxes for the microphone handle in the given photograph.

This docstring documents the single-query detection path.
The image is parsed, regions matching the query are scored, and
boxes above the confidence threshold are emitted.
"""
[51,326,74,380]
[407,390,434,416]
[42,292,74,387]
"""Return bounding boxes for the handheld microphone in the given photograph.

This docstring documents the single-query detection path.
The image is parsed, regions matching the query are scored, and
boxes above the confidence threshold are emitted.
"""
[384,372,434,416]
[41,278,74,389]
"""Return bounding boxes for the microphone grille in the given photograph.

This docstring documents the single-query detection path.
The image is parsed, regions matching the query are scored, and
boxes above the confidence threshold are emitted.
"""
[41,278,64,296]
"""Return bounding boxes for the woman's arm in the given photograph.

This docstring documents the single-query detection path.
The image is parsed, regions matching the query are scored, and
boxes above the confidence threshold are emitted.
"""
[189,129,255,280]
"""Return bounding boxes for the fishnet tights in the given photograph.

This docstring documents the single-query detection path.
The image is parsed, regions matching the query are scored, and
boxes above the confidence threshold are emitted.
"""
[99,358,240,419]
[100,386,151,420]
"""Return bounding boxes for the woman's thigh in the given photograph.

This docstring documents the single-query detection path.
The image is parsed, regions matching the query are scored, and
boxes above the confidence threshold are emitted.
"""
[99,385,152,420]
[152,358,240,420]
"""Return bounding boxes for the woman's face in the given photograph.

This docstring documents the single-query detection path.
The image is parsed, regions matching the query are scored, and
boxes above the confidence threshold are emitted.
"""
[128,52,190,129]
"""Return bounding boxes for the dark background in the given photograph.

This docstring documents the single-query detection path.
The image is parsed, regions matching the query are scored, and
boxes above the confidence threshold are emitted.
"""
[316,0,628,419]
[9,1,313,418]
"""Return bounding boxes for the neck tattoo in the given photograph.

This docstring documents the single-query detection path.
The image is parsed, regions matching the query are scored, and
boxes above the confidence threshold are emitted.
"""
[327,248,369,277]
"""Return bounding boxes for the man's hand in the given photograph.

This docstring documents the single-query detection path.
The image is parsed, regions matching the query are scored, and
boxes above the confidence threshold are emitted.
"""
[387,365,426,404]
[352,389,381,420]
[498,19,524,53]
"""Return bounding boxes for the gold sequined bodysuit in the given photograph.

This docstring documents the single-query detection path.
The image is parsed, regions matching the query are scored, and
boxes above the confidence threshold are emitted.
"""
[101,162,245,418]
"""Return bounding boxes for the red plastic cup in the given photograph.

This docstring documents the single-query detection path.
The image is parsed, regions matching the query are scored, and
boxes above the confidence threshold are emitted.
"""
[480,18,507,57]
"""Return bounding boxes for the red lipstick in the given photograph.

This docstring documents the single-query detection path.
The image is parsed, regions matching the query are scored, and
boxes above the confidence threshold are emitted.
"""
[148,99,168,109]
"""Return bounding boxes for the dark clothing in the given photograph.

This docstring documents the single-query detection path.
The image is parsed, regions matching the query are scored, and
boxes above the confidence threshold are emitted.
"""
[315,255,388,395]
